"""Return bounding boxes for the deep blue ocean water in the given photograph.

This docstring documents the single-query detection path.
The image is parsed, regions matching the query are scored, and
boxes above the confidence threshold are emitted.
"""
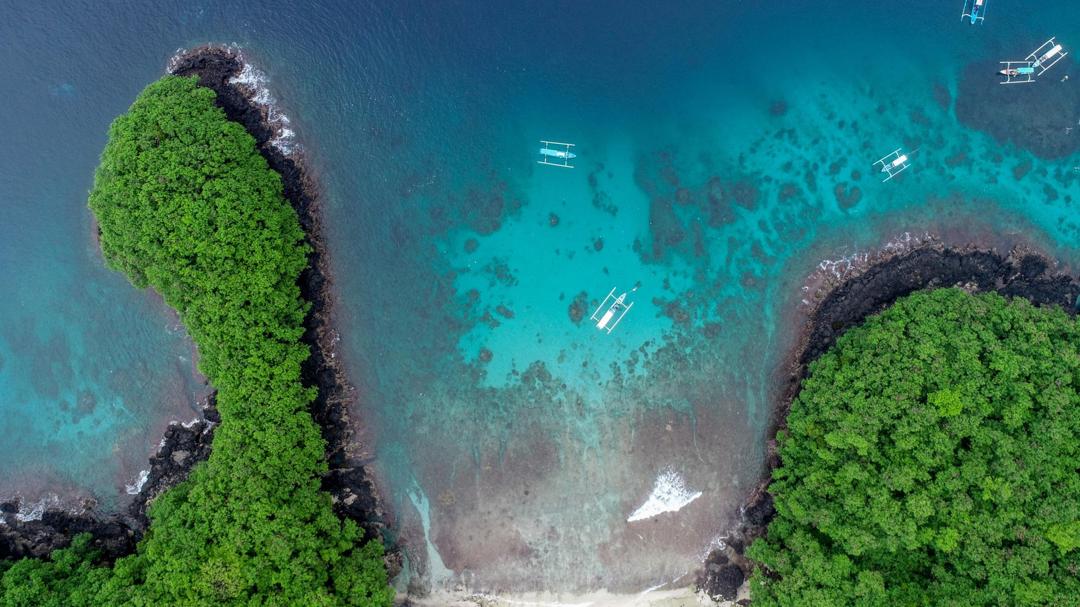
[1,0,1079,597]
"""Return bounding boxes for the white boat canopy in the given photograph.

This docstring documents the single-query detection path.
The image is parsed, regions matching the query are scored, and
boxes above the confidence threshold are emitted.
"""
[873,148,911,183]
[538,140,576,168]
[590,287,635,334]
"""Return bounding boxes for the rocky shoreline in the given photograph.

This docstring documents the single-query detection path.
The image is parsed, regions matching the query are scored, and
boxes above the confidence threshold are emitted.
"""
[697,241,1080,603]
[1,46,390,569]
[0,398,216,559]
[170,45,391,551]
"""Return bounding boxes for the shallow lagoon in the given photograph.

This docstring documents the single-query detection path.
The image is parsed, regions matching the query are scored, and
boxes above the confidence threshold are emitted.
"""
[313,1,1080,593]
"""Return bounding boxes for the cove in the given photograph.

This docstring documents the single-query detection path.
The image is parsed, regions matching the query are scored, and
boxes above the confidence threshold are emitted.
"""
[0,0,1078,601]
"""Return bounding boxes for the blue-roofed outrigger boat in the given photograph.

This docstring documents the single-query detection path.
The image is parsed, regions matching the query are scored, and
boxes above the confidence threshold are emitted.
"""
[999,37,1068,84]
[961,0,987,25]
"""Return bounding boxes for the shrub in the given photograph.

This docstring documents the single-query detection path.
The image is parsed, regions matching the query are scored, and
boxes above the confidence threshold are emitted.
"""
[0,76,392,606]
[749,289,1080,606]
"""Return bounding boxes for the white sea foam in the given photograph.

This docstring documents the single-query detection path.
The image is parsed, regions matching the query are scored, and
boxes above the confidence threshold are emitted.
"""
[468,595,594,607]
[125,469,150,495]
[627,468,702,523]
[638,569,689,597]
[15,502,45,522]
[15,496,59,522]
[181,417,201,429]
[168,45,301,156]
[406,487,452,580]
[226,55,300,156]
[815,231,935,282]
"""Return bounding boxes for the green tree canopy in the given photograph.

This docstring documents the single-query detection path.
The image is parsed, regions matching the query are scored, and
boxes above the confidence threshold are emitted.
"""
[1,76,392,606]
[749,289,1080,606]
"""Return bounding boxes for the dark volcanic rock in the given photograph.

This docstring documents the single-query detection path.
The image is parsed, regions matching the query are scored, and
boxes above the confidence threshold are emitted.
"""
[800,247,1080,365]
[699,244,1080,601]
[174,46,386,539]
[709,565,745,600]
[956,58,1080,159]
[2,45,387,563]
[698,548,747,601]
[0,398,216,560]
[744,491,775,527]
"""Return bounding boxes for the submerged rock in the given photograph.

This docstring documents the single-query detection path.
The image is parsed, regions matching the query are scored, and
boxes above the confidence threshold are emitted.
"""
[956,58,1080,159]
[568,291,589,325]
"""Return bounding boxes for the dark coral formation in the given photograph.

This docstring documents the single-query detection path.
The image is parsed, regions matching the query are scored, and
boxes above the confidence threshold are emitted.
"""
[932,82,951,111]
[955,58,1080,159]
[462,184,513,235]
[698,244,1080,602]
[833,182,862,211]
[568,291,589,325]
[587,163,619,216]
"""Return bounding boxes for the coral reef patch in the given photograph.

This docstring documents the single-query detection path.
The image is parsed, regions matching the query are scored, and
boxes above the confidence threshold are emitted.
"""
[955,58,1080,159]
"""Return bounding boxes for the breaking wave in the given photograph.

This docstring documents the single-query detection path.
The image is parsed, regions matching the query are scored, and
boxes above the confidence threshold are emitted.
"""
[125,469,150,495]
[627,468,702,523]
[169,45,300,156]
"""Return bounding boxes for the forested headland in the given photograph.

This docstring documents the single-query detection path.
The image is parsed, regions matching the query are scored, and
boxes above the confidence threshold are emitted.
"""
[0,76,393,605]
[749,289,1080,606]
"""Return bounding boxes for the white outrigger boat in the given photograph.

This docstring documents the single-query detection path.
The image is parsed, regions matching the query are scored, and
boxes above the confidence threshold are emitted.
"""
[873,148,911,182]
[961,0,987,24]
[591,287,635,333]
[538,140,576,168]
[999,37,1068,84]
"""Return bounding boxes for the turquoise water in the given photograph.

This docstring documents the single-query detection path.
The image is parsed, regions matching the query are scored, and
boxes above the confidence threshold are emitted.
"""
[0,5,208,510]
[2,0,1079,595]
[312,2,1080,593]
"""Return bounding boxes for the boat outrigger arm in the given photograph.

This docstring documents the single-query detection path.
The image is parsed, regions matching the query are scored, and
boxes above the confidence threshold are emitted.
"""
[998,61,1037,84]
[538,140,576,168]
[999,37,1068,84]
[1028,37,1067,75]
[590,287,635,334]
[873,148,911,182]
[961,0,986,24]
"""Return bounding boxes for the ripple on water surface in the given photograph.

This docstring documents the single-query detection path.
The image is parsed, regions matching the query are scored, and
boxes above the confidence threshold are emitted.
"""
[325,2,1080,593]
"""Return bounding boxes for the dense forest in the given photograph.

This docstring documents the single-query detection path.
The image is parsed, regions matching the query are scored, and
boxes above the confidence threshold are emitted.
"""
[749,289,1080,606]
[0,76,393,605]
